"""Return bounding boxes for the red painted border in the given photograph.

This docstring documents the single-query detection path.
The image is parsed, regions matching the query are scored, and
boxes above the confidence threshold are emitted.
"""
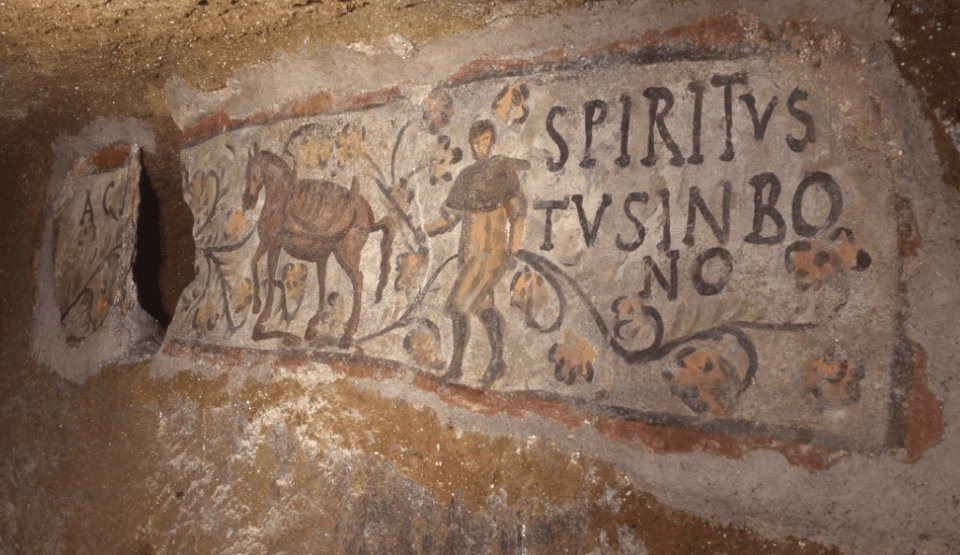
[87,141,131,172]
[179,14,748,146]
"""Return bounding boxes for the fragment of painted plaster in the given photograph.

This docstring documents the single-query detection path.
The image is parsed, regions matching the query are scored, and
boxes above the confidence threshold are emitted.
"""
[53,142,140,345]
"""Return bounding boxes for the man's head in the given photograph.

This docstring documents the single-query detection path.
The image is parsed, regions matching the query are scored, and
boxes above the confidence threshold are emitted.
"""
[468,120,496,160]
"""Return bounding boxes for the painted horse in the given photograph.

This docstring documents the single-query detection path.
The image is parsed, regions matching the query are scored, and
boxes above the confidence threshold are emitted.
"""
[242,144,393,348]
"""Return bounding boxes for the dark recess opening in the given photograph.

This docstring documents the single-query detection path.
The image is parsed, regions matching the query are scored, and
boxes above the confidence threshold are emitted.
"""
[133,165,171,330]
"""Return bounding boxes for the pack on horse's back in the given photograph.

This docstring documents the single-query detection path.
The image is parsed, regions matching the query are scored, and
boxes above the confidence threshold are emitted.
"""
[287,179,358,240]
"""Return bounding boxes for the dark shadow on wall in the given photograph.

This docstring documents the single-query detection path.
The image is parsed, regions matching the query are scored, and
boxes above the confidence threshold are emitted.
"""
[133,165,171,330]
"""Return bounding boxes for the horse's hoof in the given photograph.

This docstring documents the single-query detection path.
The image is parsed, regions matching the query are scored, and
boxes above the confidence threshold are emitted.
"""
[337,336,352,349]
[478,361,506,390]
[252,300,262,314]
[440,369,462,385]
[305,327,318,341]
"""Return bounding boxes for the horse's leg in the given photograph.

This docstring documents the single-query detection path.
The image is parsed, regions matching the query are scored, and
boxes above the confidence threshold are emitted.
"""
[305,250,332,341]
[250,238,267,314]
[373,217,394,303]
[252,245,281,341]
[333,229,368,349]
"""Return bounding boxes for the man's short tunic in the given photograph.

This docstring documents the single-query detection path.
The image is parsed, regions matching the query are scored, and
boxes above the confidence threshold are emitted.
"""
[442,155,529,314]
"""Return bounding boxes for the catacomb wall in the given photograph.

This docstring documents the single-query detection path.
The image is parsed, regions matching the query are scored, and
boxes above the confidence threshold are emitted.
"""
[2,1,960,553]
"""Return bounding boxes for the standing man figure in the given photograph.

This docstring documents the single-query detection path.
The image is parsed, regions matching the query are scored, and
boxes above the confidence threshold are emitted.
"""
[425,120,529,389]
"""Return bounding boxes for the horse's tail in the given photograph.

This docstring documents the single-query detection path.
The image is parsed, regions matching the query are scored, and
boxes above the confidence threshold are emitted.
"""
[373,216,394,303]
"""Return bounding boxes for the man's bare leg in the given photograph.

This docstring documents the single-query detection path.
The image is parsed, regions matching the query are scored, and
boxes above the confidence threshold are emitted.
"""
[478,307,505,390]
[443,311,469,383]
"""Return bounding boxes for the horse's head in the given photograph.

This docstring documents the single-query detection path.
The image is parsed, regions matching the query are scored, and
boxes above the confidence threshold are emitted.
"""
[242,143,262,211]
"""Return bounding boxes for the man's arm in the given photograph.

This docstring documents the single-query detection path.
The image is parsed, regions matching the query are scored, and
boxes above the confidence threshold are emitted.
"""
[506,191,527,257]
[425,207,461,237]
